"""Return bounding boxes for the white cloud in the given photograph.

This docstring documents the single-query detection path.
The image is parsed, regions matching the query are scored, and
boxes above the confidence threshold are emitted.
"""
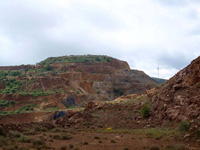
[0,0,199,79]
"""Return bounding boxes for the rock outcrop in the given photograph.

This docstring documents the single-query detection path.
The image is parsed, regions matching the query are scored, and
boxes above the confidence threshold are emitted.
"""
[148,56,200,135]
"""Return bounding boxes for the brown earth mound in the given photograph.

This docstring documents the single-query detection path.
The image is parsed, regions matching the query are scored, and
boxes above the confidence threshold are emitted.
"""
[148,56,200,135]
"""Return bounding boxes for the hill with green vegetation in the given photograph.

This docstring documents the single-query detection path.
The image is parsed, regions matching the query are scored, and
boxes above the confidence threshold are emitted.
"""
[0,55,157,116]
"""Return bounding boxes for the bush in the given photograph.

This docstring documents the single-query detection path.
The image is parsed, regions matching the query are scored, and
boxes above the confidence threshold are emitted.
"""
[0,126,6,136]
[141,103,150,118]
[69,144,73,149]
[0,100,15,107]
[106,58,111,62]
[18,135,31,143]
[60,146,67,150]
[44,63,52,71]
[32,139,45,146]
[113,88,124,96]
[60,135,72,140]
[178,122,190,132]
[194,129,200,138]
[95,57,100,62]
[0,79,24,95]
[10,71,21,76]
[150,146,160,150]
[9,130,21,138]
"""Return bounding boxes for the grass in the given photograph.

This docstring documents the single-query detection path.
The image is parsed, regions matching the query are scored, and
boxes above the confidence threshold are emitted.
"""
[97,128,181,139]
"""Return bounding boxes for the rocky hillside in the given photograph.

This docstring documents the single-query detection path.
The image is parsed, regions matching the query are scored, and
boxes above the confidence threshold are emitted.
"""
[0,55,157,110]
[148,56,200,135]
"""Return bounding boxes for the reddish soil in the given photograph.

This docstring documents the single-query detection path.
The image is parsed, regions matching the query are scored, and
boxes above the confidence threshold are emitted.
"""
[32,131,200,150]
[1,127,199,150]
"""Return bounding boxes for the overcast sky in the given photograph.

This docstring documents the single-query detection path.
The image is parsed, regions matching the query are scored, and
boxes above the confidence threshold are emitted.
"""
[0,0,199,79]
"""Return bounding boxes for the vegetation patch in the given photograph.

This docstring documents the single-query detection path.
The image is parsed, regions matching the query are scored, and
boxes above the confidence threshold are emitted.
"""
[20,89,54,97]
[113,88,124,96]
[38,55,113,64]
[177,121,190,132]
[0,100,15,107]
[18,135,31,143]
[140,102,151,118]
[0,79,25,95]
[0,104,38,115]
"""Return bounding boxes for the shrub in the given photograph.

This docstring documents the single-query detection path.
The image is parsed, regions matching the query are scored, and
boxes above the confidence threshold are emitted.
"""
[10,71,21,76]
[106,58,111,62]
[0,126,6,136]
[32,139,45,146]
[60,135,72,140]
[9,130,21,138]
[111,140,116,143]
[141,103,150,118]
[150,146,160,150]
[69,144,73,149]
[34,127,41,132]
[113,88,124,96]
[95,57,100,62]
[0,100,15,107]
[0,79,25,95]
[52,135,60,139]
[44,63,52,71]
[97,90,100,94]
[18,135,31,143]
[178,122,190,132]
[194,129,200,138]
[196,82,200,88]
[60,146,67,150]
[81,142,88,145]
[94,136,100,139]
[51,71,57,76]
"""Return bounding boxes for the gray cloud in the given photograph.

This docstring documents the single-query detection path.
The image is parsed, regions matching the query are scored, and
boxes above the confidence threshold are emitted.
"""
[158,52,191,70]
[0,0,199,79]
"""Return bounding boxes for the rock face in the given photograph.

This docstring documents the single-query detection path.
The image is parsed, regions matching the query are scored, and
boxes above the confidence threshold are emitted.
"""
[148,56,200,125]
[0,55,157,108]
